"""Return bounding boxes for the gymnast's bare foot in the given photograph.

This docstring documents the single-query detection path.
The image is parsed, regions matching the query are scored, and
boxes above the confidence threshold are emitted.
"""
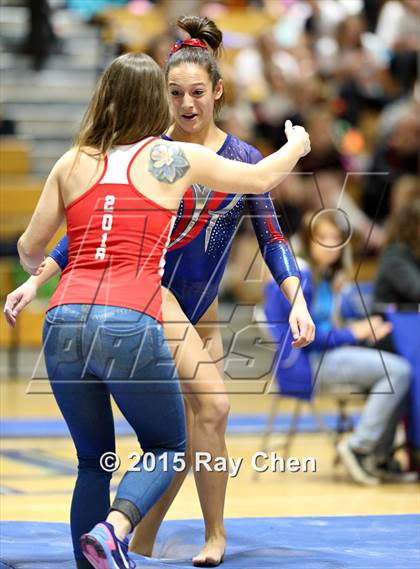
[192,534,226,567]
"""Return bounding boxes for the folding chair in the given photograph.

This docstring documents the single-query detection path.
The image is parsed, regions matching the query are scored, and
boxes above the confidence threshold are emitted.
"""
[254,280,374,477]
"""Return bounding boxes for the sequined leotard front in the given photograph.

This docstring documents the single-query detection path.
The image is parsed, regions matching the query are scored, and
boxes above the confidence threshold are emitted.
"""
[48,133,299,323]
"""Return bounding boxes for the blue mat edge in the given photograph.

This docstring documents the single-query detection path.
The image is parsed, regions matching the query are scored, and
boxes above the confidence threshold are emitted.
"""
[0,413,360,438]
[1,513,419,525]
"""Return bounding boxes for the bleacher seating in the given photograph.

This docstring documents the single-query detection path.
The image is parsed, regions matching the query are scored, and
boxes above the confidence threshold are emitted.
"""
[0,139,30,175]
[97,6,274,52]
[97,7,167,51]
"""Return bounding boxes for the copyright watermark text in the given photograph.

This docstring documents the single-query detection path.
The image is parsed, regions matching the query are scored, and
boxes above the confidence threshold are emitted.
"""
[99,451,317,476]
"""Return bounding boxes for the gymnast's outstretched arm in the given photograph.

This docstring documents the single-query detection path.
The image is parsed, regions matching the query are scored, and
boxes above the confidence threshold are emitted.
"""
[3,256,61,327]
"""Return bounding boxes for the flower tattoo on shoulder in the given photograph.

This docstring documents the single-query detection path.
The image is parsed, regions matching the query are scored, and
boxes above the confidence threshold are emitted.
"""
[148,143,190,183]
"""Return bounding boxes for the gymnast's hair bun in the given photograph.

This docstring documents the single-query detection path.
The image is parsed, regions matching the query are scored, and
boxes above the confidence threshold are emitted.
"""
[177,15,223,56]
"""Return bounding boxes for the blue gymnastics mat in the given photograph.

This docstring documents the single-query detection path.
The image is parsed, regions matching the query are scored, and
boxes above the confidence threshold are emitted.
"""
[1,515,419,568]
[0,413,359,438]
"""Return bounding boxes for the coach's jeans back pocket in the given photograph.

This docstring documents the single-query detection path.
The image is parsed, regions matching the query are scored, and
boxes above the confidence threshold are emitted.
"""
[89,307,159,380]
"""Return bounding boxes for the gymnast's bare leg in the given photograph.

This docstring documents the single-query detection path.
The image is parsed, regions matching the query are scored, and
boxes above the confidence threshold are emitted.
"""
[129,292,227,567]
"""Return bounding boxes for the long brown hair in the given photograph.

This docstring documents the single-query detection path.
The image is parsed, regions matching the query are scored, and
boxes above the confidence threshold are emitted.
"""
[386,198,420,258]
[76,53,170,156]
[165,16,225,116]
[299,210,352,283]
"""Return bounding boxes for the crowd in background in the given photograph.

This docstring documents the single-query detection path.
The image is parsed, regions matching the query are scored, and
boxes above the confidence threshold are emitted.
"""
[2,0,419,308]
[2,0,419,316]
[104,1,419,289]
[6,0,420,263]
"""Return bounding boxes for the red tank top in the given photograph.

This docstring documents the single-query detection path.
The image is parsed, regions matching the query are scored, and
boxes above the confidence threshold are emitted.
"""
[48,137,174,322]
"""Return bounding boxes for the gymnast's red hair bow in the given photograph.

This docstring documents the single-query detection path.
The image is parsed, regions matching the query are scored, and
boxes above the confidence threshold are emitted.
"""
[169,39,208,56]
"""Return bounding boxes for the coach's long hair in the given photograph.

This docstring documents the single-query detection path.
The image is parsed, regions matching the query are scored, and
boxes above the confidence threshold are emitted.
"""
[76,53,170,156]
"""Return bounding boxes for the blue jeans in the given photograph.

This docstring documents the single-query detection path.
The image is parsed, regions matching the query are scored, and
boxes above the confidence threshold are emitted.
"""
[312,346,411,457]
[43,304,186,562]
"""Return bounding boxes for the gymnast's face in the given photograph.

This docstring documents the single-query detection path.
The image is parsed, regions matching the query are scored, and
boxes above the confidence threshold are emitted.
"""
[167,63,223,135]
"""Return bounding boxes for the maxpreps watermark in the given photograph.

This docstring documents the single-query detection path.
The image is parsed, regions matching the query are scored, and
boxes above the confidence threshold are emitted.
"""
[100,451,317,476]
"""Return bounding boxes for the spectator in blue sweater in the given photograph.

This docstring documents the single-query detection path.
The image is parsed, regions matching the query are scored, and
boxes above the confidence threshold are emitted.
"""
[265,211,414,485]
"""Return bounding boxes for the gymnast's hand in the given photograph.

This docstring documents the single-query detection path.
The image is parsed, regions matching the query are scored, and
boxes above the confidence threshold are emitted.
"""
[3,278,38,328]
[284,120,311,157]
[289,299,316,349]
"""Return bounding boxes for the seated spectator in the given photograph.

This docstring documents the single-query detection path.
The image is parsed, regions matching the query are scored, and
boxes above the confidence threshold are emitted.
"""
[362,109,419,221]
[273,106,385,248]
[18,0,64,71]
[332,14,390,125]
[376,0,419,93]
[374,198,420,310]
[265,211,415,485]
[377,81,419,140]
[67,0,128,22]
